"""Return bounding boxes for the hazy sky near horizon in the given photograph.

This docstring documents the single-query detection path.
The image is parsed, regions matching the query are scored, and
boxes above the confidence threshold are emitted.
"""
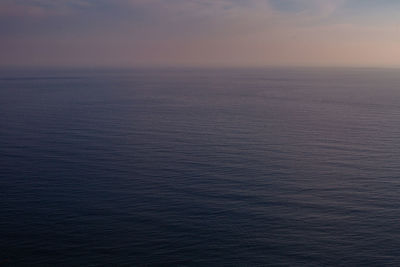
[1,0,400,67]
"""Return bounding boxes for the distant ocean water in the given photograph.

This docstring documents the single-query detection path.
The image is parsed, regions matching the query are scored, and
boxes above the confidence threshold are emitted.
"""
[1,67,400,266]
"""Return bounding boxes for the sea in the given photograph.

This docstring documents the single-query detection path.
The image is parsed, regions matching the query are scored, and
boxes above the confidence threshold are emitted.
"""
[1,67,400,266]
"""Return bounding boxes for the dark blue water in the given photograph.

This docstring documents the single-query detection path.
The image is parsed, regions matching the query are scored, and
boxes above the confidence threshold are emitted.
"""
[1,67,400,266]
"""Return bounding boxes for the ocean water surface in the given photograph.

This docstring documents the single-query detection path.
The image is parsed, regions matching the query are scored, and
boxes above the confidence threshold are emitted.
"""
[1,67,400,265]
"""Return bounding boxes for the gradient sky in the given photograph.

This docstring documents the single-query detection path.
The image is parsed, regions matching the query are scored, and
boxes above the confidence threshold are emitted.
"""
[1,0,400,67]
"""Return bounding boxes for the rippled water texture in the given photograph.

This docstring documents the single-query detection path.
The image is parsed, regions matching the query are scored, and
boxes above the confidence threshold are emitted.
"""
[1,68,400,265]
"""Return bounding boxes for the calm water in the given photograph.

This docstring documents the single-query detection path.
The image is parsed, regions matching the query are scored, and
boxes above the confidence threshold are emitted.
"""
[1,68,400,266]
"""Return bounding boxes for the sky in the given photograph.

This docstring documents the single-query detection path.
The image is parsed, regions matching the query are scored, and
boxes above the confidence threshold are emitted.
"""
[1,0,400,67]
